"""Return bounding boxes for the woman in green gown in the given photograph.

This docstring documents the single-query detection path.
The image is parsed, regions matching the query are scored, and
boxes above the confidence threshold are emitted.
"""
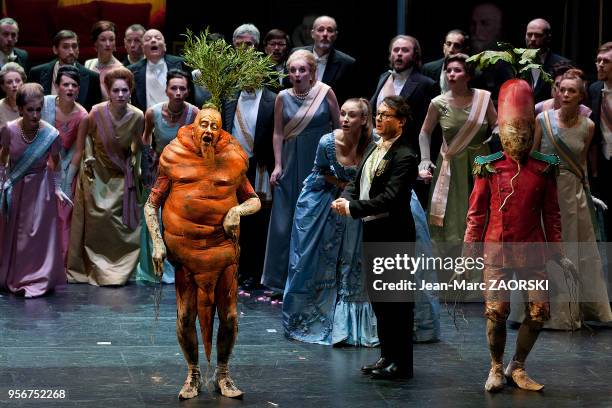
[418,54,497,245]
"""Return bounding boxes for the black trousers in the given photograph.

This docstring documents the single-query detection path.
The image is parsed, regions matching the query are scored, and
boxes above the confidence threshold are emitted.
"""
[371,301,414,372]
[363,219,415,373]
[238,205,272,285]
[592,156,612,284]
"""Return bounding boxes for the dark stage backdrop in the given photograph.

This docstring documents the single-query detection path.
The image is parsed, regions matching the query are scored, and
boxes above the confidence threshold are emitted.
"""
[166,0,609,102]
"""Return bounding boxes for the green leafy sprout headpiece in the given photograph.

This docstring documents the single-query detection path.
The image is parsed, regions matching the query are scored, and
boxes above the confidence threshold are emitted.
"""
[182,28,284,110]
[466,42,552,84]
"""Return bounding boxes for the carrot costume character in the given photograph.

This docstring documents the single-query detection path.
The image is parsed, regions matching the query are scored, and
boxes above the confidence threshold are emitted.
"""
[145,30,281,401]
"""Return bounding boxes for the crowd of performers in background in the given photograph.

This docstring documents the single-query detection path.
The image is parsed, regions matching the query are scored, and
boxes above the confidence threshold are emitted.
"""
[1,10,611,355]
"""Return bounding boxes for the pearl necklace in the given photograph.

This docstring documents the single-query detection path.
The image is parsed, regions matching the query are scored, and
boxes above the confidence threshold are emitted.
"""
[20,123,39,144]
[294,87,311,100]
[96,57,117,71]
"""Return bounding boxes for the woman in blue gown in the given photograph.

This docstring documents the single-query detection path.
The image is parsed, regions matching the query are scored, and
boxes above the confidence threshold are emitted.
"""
[262,49,340,292]
[283,98,440,346]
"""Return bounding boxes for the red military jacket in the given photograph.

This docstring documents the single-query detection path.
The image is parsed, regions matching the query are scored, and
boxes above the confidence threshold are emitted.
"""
[463,151,563,267]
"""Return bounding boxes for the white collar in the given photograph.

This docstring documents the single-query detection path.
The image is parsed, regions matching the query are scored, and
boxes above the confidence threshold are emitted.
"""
[376,134,401,150]
[240,89,261,100]
[390,68,412,81]
[314,48,330,61]
[1,50,15,62]
[146,58,166,68]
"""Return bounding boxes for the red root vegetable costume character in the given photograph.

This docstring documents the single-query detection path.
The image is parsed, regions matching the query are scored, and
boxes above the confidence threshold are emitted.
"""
[463,79,576,392]
[145,104,260,400]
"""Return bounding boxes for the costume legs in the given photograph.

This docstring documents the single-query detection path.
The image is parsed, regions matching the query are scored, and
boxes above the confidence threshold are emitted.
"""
[484,302,507,392]
[175,266,202,399]
[484,267,548,392]
[212,264,242,398]
[174,262,242,399]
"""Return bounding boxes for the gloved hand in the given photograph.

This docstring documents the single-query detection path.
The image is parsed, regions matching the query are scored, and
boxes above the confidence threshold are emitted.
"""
[54,170,73,206]
[84,156,95,181]
[418,159,436,173]
[61,163,78,199]
[418,159,435,182]
[592,195,608,211]
[557,256,578,282]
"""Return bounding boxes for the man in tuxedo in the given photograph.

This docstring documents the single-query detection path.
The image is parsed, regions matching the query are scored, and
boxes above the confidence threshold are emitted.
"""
[0,18,28,72]
[422,29,467,94]
[590,42,612,247]
[291,15,355,103]
[371,35,437,207]
[525,18,570,103]
[128,29,203,111]
[370,35,437,146]
[222,85,276,289]
[122,24,145,67]
[29,30,101,111]
[332,95,418,380]
[263,29,290,92]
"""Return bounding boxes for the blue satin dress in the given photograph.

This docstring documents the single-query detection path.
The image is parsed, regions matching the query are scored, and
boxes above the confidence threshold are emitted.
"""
[283,134,440,346]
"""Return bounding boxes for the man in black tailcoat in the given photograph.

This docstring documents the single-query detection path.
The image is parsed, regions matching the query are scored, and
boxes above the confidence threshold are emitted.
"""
[332,95,418,380]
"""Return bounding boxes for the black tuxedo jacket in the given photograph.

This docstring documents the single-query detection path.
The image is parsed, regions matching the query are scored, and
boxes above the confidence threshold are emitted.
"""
[29,60,101,111]
[127,54,188,111]
[222,88,277,185]
[421,58,444,84]
[589,81,604,143]
[12,47,29,73]
[532,51,570,103]
[342,138,418,242]
[588,81,608,195]
[370,70,438,146]
[289,46,355,103]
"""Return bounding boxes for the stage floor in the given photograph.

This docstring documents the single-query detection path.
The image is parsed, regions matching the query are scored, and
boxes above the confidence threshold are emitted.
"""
[0,284,610,407]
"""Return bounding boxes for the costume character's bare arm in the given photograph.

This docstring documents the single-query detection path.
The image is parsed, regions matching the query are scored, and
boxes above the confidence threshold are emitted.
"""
[145,173,172,277]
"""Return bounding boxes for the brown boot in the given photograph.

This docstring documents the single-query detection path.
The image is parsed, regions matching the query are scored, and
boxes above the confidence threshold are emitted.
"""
[484,362,504,392]
[214,364,243,399]
[504,360,544,391]
[178,366,202,400]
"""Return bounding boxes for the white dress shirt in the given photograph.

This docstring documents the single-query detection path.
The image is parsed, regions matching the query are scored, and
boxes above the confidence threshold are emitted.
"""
[314,49,329,82]
[376,68,412,108]
[0,50,16,67]
[345,134,401,217]
[146,59,168,108]
[231,89,262,158]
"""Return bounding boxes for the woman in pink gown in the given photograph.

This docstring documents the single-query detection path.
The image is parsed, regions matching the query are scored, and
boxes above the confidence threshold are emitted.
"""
[0,83,71,297]
[42,65,88,263]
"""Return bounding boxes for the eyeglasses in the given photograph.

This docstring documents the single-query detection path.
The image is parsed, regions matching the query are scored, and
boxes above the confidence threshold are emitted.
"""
[376,112,397,120]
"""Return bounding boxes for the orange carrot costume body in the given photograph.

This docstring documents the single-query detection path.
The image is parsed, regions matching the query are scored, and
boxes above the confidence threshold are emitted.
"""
[152,124,253,276]
[148,113,258,399]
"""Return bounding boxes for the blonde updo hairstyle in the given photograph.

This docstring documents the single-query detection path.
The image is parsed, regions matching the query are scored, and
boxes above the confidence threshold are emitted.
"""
[560,68,587,97]
[343,97,373,161]
[287,49,317,85]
